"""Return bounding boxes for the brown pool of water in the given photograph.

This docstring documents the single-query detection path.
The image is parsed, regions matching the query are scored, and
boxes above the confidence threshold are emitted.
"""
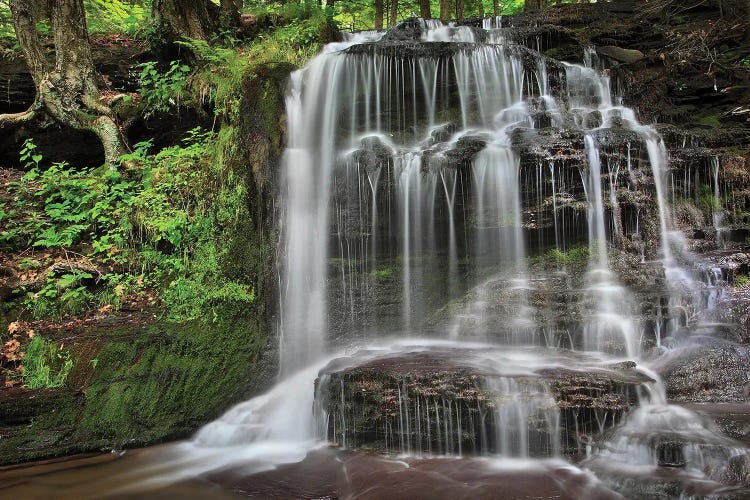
[0,445,624,499]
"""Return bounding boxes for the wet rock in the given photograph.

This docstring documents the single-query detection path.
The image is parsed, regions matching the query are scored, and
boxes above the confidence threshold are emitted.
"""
[380,18,426,42]
[596,46,644,65]
[0,387,83,427]
[511,127,586,162]
[429,122,458,143]
[588,127,641,148]
[718,452,750,486]
[315,349,650,457]
[657,341,750,403]
[718,253,750,278]
[350,135,394,170]
[442,134,488,166]
[656,439,687,467]
[214,448,623,500]
[346,41,474,59]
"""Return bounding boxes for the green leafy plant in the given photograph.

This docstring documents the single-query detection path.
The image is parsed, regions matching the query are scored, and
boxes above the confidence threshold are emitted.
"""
[19,138,43,170]
[23,270,95,319]
[84,0,149,36]
[138,60,191,116]
[4,123,257,323]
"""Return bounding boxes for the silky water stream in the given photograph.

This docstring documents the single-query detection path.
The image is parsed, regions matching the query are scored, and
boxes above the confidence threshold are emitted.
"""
[3,19,749,499]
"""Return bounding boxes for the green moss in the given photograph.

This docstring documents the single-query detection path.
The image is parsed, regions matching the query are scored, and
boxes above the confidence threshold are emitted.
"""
[78,314,266,444]
[735,274,750,289]
[696,113,721,128]
[21,336,74,389]
[370,267,394,279]
[531,246,591,270]
[0,310,268,465]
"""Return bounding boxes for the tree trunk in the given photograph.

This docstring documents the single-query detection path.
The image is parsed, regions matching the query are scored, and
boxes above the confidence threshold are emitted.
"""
[389,0,399,26]
[493,0,499,16]
[420,0,431,18]
[375,0,384,29]
[219,0,242,30]
[525,0,547,11]
[456,0,464,19]
[478,0,485,18]
[440,0,453,20]
[152,0,219,44]
[2,0,125,167]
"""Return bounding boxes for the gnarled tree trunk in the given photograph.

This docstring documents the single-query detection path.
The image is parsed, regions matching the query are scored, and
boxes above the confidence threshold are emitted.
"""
[1,0,126,167]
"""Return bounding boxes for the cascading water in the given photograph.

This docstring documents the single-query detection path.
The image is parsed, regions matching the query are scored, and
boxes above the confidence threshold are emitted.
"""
[93,18,748,498]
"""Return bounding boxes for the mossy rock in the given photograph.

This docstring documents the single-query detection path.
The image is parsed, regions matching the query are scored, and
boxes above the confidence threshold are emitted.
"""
[0,312,271,465]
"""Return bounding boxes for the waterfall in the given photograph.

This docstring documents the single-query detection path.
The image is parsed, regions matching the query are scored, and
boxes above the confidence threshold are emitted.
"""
[155,18,744,496]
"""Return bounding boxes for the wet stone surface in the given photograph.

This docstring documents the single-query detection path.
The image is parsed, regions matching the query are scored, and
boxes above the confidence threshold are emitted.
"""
[315,348,651,457]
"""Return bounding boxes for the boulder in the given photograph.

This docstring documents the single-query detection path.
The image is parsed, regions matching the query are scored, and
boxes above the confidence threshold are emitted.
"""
[596,45,645,64]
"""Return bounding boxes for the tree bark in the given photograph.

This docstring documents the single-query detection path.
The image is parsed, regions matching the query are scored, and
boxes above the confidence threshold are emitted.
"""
[525,0,547,11]
[219,0,242,30]
[389,0,399,26]
[1,0,126,167]
[152,0,219,44]
[440,0,453,20]
[456,0,464,19]
[420,0,431,18]
[375,0,384,28]
[493,0,499,17]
